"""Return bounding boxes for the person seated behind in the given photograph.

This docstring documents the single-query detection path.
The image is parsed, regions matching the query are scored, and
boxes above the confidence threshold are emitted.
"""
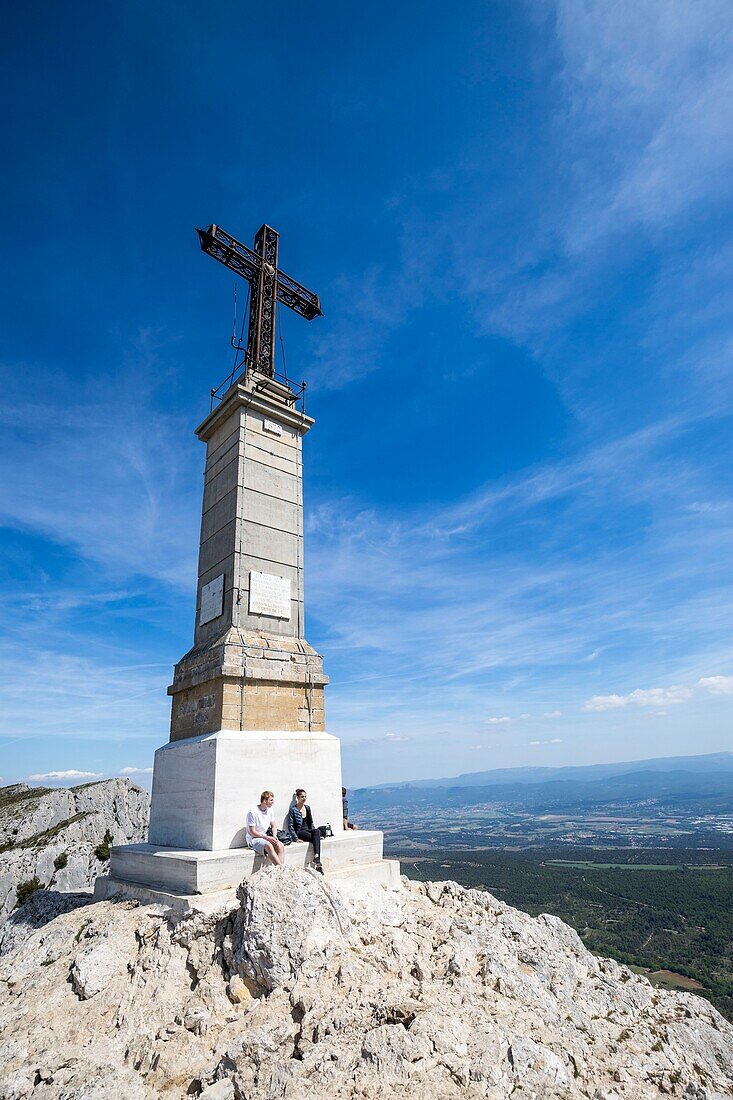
[246,790,285,866]
[342,786,359,830]
[288,788,324,874]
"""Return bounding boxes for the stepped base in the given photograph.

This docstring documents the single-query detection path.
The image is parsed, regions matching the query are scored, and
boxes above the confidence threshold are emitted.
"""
[96,830,400,907]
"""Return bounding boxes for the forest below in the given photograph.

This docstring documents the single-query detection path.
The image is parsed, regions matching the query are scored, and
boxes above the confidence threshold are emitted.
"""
[397,846,733,1022]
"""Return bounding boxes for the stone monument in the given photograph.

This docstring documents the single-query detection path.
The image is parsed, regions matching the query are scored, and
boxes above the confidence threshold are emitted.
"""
[96,224,399,907]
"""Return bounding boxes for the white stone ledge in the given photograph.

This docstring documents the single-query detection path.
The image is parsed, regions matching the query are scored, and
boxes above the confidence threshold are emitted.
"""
[108,830,391,894]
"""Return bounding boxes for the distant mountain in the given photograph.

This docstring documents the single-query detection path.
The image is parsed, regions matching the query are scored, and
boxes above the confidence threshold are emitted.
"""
[0,779,149,931]
[358,752,733,793]
[351,753,733,816]
[353,768,733,814]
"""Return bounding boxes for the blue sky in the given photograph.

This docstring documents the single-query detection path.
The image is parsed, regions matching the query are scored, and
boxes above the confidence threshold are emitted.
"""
[1,1,732,789]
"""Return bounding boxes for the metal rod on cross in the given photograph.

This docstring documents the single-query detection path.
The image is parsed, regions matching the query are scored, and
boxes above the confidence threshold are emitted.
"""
[196,223,323,379]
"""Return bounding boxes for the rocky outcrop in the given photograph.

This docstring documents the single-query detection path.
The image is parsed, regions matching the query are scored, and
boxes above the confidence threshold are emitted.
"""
[0,779,149,932]
[1,868,731,1099]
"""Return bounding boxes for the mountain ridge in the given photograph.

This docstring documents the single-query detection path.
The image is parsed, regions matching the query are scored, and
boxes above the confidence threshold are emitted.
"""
[356,751,733,793]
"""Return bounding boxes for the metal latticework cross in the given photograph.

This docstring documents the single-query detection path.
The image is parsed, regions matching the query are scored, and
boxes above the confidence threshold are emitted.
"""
[196,223,322,378]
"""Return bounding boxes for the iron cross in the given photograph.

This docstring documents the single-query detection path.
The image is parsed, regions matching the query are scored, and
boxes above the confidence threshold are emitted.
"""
[196,223,322,378]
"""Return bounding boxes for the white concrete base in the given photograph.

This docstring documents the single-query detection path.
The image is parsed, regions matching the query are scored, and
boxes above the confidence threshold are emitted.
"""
[148,728,343,850]
[102,830,399,897]
[93,877,239,915]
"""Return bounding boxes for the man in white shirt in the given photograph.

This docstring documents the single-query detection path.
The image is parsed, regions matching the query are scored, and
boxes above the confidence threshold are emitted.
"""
[245,790,285,866]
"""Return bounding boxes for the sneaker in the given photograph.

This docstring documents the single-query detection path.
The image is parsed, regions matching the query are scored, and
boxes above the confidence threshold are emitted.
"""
[314,862,324,875]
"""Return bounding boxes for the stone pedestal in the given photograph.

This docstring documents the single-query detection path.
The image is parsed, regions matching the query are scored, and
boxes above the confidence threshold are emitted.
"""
[148,728,344,849]
[102,369,397,901]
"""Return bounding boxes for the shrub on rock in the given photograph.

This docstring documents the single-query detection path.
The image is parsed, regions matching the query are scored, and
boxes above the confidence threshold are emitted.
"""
[93,830,113,862]
[15,876,43,908]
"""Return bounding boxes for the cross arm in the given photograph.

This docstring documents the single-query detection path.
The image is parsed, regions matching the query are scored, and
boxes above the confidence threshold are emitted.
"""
[276,269,322,320]
[196,224,323,321]
[196,225,260,284]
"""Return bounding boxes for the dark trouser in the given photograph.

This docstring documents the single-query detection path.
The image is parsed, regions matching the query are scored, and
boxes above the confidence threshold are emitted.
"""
[296,827,321,861]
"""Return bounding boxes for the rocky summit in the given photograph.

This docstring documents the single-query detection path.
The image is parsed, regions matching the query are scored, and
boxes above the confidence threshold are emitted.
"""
[1,868,731,1099]
[0,779,149,936]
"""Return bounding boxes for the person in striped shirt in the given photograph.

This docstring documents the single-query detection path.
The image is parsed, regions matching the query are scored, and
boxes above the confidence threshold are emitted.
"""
[288,788,323,874]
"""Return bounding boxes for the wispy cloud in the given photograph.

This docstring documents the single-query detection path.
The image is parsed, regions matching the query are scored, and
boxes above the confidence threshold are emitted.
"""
[350,731,411,748]
[583,685,693,712]
[529,739,563,747]
[0,383,199,590]
[26,769,103,782]
[0,646,170,742]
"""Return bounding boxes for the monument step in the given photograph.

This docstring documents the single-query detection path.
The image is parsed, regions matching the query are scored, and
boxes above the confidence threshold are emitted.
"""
[94,855,401,915]
[109,829,387,895]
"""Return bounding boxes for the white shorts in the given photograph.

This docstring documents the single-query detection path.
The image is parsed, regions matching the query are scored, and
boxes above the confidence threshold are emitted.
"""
[247,836,270,855]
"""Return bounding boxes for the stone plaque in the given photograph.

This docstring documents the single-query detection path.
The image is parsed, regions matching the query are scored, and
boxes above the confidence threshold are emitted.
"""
[249,570,291,619]
[199,573,224,625]
[263,417,283,436]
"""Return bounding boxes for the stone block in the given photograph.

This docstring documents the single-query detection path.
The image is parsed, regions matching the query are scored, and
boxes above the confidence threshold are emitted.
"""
[242,523,299,568]
[198,519,237,577]
[148,727,343,849]
[204,409,242,457]
[245,439,298,476]
[200,487,238,544]
[202,453,241,513]
[243,461,300,505]
[241,488,300,536]
[206,425,240,470]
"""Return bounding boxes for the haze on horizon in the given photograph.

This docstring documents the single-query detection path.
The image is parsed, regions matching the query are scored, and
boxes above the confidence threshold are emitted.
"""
[1,1,732,788]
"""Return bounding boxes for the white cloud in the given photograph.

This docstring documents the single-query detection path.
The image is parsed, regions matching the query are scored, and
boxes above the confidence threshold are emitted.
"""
[699,675,733,695]
[485,716,511,725]
[120,766,154,775]
[543,711,562,718]
[26,769,103,782]
[350,731,410,748]
[529,738,563,746]
[583,685,693,712]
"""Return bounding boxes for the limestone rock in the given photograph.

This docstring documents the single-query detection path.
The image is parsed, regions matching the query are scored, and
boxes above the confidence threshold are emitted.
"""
[0,869,731,1099]
[226,974,251,1004]
[0,779,149,933]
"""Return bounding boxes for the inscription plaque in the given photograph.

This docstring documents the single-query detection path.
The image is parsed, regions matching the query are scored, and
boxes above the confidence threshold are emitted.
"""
[199,574,224,625]
[263,417,283,436]
[249,570,291,619]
